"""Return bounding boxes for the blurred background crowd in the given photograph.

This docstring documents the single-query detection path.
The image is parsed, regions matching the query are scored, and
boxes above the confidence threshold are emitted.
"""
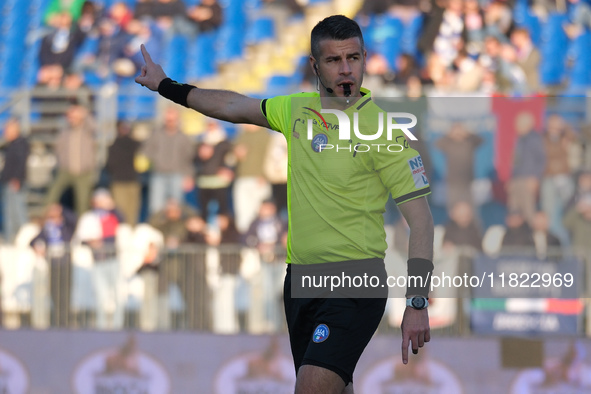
[0,0,590,335]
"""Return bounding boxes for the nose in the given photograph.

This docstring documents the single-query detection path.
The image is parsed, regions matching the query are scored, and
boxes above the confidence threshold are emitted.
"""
[340,59,352,75]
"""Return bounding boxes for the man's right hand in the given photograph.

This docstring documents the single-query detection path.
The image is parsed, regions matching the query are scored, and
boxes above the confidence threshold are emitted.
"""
[135,44,168,91]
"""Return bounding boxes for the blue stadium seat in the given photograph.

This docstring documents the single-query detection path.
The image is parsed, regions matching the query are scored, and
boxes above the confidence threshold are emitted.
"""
[187,31,218,79]
[220,0,247,29]
[216,26,244,62]
[265,74,301,96]
[244,16,275,44]
[163,34,188,82]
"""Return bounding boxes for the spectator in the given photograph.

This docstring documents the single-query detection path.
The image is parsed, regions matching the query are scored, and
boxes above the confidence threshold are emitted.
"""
[564,0,591,39]
[432,0,465,67]
[244,200,286,257]
[243,199,286,332]
[511,28,541,93]
[452,49,485,92]
[232,124,272,233]
[262,0,304,15]
[149,198,198,248]
[207,213,241,246]
[106,120,141,226]
[45,104,97,216]
[358,0,396,17]
[186,0,224,34]
[183,214,207,244]
[531,211,561,258]
[540,115,575,245]
[563,195,591,256]
[436,122,483,211]
[75,188,124,329]
[463,0,486,56]
[135,242,161,330]
[141,106,194,215]
[39,11,87,71]
[484,0,513,39]
[205,213,243,331]
[567,170,591,209]
[498,43,528,94]
[134,0,185,25]
[36,64,65,90]
[109,2,134,29]
[122,19,164,77]
[406,74,424,97]
[442,201,483,252]
[206,214,241,274]
[81,17,129,79]
[506,112,546,225]
[417,0,446,57]
[393,53,419,86]
[44,0,94,25]
[263,132,288,218]
[194,120,234,220]
[479,35,515,93]
[501,211,535,252]
[0,119,30,242]
[30,203,78,327]
[362,53,394,92]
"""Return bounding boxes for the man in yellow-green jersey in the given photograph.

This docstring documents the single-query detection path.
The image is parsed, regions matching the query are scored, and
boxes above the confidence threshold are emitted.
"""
[136,14,434,394]
[262,90,430,266]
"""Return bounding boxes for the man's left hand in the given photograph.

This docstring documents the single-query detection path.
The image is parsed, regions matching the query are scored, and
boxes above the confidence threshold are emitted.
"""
[401,306,430,364]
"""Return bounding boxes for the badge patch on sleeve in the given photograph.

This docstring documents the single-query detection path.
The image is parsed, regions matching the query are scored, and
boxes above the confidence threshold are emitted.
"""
[312,324,330,343]
[407,155,429,188]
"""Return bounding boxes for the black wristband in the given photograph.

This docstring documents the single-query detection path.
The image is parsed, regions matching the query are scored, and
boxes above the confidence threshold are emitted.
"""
[405,258,434,298]
[157,78,196,107]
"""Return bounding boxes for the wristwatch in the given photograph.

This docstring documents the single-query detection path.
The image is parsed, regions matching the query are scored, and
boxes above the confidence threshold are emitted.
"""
[406,296,429,310]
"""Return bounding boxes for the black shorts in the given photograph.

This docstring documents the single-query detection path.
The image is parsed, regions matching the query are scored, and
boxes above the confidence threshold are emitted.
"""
[283,263,387,385]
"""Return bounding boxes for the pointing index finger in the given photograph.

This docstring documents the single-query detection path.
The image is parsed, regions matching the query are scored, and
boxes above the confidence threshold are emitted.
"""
[140,44,153,65]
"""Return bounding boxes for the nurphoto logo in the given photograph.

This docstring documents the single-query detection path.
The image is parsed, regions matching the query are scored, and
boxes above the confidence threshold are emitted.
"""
[304,108,418,153]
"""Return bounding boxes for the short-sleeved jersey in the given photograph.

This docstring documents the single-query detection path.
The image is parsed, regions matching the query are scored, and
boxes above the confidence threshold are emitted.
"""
[261,88,430,264]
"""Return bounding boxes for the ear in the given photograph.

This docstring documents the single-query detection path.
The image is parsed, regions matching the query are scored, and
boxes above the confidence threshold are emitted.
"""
[362,48,368,73]
[309,55,318,75]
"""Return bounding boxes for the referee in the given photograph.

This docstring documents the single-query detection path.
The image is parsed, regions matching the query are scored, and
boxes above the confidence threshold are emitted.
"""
[136,15,434,394]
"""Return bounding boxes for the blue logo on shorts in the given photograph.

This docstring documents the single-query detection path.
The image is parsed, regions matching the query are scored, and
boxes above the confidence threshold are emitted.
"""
[312,324,330,343]
[311,134,328,153]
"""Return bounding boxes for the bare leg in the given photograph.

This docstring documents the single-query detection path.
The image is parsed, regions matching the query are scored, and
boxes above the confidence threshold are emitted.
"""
[295,364,346,394]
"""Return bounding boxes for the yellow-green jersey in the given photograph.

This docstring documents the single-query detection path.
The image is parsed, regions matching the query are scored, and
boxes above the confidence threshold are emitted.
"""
[261,88,430,265]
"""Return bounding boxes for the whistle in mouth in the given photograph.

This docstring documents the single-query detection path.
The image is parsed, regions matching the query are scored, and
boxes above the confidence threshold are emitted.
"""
[343,84,351,97]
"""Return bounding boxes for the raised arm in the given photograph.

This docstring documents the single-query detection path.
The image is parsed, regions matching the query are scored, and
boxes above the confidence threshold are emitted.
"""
[135,44,271,128]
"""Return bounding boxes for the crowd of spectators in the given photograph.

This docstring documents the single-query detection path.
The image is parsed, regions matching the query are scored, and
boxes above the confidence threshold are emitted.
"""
[0,101,289,331]
[355,0,589,96]
[35,0,224,90]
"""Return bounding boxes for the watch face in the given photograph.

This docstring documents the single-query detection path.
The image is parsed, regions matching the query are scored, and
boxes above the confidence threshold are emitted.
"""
[412,297,426,309]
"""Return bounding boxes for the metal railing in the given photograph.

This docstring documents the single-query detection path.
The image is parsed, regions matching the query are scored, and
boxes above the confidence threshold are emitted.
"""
[0,243,587,336]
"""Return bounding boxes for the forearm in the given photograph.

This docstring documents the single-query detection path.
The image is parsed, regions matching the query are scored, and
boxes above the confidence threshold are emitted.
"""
[186,88,253,124]
[405,202,434,261]
[159,79,269,127]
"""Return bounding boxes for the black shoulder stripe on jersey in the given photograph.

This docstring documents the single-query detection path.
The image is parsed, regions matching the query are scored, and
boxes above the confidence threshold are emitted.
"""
[356,98,371,110]
[394,187,431,205]
[261,98,268,117]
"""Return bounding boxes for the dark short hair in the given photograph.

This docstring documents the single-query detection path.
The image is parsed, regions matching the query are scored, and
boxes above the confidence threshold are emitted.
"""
[311,15,364,60]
